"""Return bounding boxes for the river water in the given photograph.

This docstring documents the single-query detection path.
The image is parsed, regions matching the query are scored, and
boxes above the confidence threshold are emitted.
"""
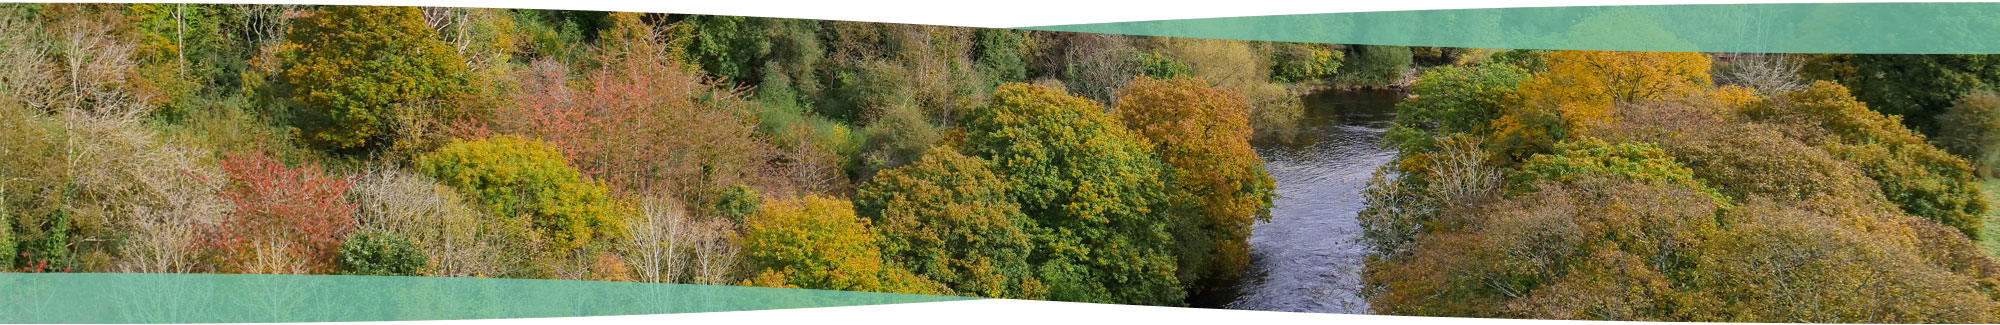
[1224,89,1402,314]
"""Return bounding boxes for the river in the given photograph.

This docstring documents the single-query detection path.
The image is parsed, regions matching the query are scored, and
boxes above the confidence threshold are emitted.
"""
[1223,89,1402,314]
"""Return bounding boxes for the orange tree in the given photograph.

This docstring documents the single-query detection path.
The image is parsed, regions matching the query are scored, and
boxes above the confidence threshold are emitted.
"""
[279,6,468,152]
[961,83,1183,306]
[1491,51,1721,161]
[1110,76,1274,296]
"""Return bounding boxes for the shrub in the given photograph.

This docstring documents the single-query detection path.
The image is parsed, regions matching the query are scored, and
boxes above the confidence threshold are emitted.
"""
[279,6,468,152]
[337,229,428,276]
[201,152,358,274]
[712,185,762,224]
[1136,51,1193,80]
[416,135,621,251]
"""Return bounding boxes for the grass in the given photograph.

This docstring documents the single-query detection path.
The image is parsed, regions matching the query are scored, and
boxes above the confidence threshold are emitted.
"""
[1979,179,2000,257]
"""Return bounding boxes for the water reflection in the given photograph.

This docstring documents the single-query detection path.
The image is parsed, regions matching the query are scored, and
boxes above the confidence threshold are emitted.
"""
[1226,89,1401,314]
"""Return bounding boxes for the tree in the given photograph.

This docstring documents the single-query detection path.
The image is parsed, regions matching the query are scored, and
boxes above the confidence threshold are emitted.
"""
[1493,50,1727,161]
[962,83,1183,305]
[349,168,510,277]
[1935,91,2000,176]
[337,229,428,276]
[1337,45,1411,87]
[201,152,358,274]
[1804,54,2000,134]
[1746,81,1988,239]
[416,135,622,251]
[1269,42,1341,83]
[740,195,946,294]
[280,5,468,152]
[1384,62,1531,155]
[856,146,1041,299]
[1111,76,1275,295]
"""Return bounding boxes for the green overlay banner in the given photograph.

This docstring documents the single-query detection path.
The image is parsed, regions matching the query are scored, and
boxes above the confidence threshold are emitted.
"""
[1021,3,2000,54]
[0,273,970,323]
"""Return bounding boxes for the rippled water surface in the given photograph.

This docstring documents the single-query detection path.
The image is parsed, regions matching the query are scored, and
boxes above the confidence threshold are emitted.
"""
[1224,89,1401,314]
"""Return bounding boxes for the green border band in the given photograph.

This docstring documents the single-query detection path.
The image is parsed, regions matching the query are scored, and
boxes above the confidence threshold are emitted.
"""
[1020,3,2000,54]
[0,273,971,323]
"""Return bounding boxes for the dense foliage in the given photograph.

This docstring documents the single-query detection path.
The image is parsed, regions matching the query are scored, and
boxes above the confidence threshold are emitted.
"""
[11,5,2000,320]
[1362,50,2000,323]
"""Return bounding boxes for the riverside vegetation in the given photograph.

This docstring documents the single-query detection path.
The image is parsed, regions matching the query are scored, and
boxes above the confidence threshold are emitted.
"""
[8,4,2000,322]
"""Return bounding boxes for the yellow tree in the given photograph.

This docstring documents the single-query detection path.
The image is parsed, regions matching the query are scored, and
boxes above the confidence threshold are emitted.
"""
[1110,76,1275,295]
[1492,51,1723,160]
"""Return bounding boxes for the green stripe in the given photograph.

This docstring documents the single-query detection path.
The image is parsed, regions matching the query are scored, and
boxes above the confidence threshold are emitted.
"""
[0,273,970,323]
[1018,3,2000,54]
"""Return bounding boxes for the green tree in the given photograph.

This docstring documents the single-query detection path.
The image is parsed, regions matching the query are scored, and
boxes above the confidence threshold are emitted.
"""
[1935,91,2000,176]
[338,229,429,276]
[1384,63,1531,155]
[712,184,762,224]
[1338,45,1412,87]
[1805,54,2000,134]
[1269,42,1341,83]
[416,135,621,251]
[857,146,1041,299]
[962,83,1183,305]
[280,5,468,152]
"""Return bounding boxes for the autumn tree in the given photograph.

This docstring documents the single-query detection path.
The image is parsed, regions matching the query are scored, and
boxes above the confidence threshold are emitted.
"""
[416,135,622,251]
[1110,76,1275,296]
[280,5,468,152]
[1492,50,1742,161]
[1745,81,1988,238]
[962,83,1184,305]
[856,146,1041,299]
[741,195,946,294]
[201,152,358,274]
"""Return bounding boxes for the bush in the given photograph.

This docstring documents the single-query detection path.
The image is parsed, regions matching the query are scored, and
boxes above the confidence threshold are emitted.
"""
[859,104,945,175]
[337,229,428,276]
[857,146,1040,299]
[416,135,621,251]
[201,152,358,274]
[279,6,468,152]
[712,185,762,224]
[1136,51,1193,80]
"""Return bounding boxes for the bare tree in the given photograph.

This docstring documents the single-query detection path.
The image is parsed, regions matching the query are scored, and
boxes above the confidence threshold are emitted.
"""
[350,168,502,277]
[689,219,741,285]
[1716,53,1806,95]
[623,196,691,283]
